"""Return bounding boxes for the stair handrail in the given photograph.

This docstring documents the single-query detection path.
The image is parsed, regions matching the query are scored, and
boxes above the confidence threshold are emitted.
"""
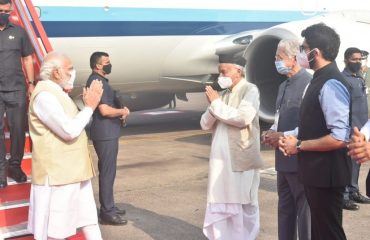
[12,0,53,63]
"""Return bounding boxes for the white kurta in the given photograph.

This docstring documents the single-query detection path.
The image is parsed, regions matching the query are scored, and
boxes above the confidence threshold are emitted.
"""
[27,80,100,239]
[201,80,260,240]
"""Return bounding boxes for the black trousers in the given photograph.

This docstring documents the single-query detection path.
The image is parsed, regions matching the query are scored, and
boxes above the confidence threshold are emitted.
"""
[304,185,347,240]
[343,158,360,199]
[93,138,119,217]
[366,169,370,198]
[0,90,27,178]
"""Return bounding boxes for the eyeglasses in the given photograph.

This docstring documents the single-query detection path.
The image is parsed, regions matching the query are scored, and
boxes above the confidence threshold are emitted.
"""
[299,45,309,53]
[0,10,12,14]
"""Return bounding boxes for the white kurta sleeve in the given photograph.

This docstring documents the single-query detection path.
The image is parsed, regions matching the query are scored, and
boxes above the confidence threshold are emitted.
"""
[33,91,93,141]
[360,120,370,141]
[270,122,277,132]
[200,108,217,130]
[208,85,259,128]
[284,127,299,137]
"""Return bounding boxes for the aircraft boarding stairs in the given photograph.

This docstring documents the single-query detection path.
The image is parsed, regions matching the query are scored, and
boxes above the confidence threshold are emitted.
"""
[0,1,84,239]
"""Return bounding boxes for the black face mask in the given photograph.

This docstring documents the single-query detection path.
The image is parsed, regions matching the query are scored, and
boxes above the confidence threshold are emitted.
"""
[347,62,362,73]
[0,13,10,26]
[102,63,112,75]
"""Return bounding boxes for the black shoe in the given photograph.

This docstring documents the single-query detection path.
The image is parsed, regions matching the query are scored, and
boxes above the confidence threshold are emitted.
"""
[99,214,128,226]
[8,166,27,183]
[350,191,370,204]
[115,206,126,215]
[343,200,359,210]
[0,179,7,189]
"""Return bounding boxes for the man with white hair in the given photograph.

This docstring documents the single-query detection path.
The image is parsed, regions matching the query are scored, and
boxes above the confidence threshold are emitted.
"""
[27,52,103,240]
[262,39,312,240]
[201,54,263,240]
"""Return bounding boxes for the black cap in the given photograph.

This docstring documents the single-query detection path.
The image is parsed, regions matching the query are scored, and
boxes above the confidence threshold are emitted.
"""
[362,50,369,58]
[219,54,246,67]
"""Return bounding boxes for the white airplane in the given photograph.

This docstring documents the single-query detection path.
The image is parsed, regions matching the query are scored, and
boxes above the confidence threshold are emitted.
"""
[29,0,370,122]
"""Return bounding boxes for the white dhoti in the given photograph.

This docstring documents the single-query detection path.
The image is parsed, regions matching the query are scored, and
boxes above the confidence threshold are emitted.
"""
[203,148,261,240]
[27,179,99,240]
[203,203,260,240]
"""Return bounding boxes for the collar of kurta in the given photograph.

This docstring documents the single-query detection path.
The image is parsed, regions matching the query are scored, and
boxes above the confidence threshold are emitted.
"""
[230,78,247,93]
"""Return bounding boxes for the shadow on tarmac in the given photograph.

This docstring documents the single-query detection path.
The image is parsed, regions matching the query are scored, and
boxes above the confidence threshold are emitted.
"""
[116,203,207,240]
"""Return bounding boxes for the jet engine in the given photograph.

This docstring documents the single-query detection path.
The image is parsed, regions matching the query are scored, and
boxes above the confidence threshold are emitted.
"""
[243,11,370,123]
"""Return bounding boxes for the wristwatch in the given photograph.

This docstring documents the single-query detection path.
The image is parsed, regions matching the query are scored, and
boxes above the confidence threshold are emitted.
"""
[28,81,35,85]
[296,140,302,152]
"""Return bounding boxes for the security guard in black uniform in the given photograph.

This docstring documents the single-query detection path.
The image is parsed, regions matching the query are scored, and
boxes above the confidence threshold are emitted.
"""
[86,52,130,226]
[0,0,34,188]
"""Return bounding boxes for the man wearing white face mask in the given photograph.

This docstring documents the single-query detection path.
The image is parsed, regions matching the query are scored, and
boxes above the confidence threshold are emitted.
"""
[201,54,263,240]
[262,39,312,240]
[27,52,104,240]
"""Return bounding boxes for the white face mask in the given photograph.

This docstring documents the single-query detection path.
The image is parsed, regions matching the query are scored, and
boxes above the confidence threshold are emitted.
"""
[297,52,310,69]
[217,76,233,89]
[61,69,76,90]
[275,60,291,75]
[297,49,316,69]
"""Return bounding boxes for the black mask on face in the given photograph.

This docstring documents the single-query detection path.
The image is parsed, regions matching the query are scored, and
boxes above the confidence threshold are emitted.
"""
[102,63,112,75]
[0,13,10,26]
[347,61,362,74]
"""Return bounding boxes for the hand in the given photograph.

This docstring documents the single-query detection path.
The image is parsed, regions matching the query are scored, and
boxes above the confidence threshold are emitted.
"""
[262,130,283,148]
[121,107,130,118]
[83,80,103,110]
[119,107,130,127]
[27,84,35,97]
[278,135,298,156]
[348,127,370,164]
[205,86,219,103]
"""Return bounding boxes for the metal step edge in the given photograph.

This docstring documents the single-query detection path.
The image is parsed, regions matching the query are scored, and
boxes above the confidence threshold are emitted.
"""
[3,132,30,139]
[7,177,31,186]
[5,153,32,160]
[0,199,29,211]
[0,222,30,239]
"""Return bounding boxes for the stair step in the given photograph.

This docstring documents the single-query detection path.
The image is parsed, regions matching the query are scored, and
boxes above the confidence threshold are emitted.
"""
[6,235,34,240]
[0,183,30,204]
[20,155,32,176]
[4,154,32,177]
[0,205,28,228]
[68,231,86,240]
[0,221,30,239]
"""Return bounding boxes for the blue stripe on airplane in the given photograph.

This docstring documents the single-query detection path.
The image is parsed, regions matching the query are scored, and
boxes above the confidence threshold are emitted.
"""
[41,21,284,37]
[39,7,311,22]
